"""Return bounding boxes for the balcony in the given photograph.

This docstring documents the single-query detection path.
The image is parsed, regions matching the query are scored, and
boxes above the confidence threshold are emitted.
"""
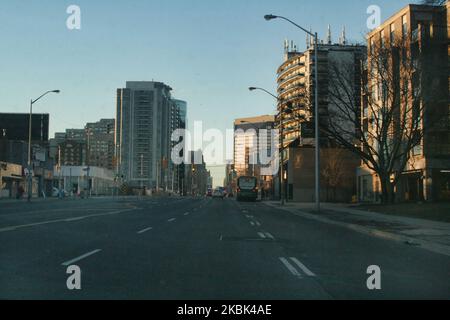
[278,85,306,97]
[278,72,306,88]
[278,61,306,78]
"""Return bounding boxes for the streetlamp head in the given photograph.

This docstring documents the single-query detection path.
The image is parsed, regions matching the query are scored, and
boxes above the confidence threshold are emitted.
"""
[248,87,257,91]
[264,14,277,21]
[52,90,61,93]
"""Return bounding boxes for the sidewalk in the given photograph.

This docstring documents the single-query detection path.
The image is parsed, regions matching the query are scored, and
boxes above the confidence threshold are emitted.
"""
[264,201,450,257]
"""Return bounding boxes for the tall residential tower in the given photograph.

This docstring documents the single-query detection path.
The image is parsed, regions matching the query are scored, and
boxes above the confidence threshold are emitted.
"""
[115,81,184,191]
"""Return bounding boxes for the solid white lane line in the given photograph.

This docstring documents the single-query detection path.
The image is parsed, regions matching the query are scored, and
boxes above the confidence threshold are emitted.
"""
[290,257,316,277]
[62,249,102,266]
[279,258,302,278]
[65,217,86,222]
[168,218,176,222]
[137,227,153,234]
[0,208,136,233]
[265,232,275,240]
[258,232,266,239]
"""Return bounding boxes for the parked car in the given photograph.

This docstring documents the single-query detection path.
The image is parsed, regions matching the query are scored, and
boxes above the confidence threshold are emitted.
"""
[52,187,67,198]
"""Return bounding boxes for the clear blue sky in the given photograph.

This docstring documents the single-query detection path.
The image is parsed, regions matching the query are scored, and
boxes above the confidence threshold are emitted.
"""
[0,0,413,186]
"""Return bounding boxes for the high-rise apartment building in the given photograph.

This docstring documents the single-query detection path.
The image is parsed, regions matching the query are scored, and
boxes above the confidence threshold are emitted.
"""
[52,119,115,170]
[86,119,115,170]
[277,36,365,147]
[276,32,365,202]
[116,81,184,190]
[173,99,188,194]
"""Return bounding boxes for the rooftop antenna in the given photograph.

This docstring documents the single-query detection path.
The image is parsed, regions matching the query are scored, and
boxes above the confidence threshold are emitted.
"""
[327,25,332,45]
[340,26,347,45]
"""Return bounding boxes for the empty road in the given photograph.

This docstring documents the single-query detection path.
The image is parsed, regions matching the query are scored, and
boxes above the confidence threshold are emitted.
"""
[0,197,449,299]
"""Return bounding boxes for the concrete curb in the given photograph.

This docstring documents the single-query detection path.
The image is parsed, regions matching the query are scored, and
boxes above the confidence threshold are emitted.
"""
[264,203,450,258]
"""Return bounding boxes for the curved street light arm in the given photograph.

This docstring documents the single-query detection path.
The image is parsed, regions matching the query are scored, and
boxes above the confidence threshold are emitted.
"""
[274,15,315,38]
[248,87,280,101]
[32,90,60,105]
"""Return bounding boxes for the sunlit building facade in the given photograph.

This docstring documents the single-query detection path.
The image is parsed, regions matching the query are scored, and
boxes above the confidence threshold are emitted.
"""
[358,3,450,202]
[233,115,276,199]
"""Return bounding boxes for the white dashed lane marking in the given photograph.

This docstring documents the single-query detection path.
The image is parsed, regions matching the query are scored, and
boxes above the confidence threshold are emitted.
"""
[279,257,316,278]
[137,227,153,234]
[62,250,102,267]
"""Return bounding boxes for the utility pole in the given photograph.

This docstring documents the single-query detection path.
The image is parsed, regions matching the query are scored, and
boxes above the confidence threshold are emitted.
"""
[140,154,144,196]
[58,145,62,198]
[86,128,91,198]
[263,15,320,212]
[280,109,285,205]
[156,160,159,193]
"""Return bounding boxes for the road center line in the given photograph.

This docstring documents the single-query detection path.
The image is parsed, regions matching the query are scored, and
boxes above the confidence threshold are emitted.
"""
[137,227,153,234]
[289,257,316,277]
[279,258,302,278]
[62,249,102,266]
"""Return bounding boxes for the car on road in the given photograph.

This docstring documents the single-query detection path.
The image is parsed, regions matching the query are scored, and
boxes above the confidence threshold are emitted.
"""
[212,188,224,199]
[236,176,258,202]
[52,187,67,198]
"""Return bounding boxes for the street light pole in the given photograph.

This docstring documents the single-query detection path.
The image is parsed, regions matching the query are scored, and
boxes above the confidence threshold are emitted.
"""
[264,14,321,212]
[313,32,320,213]
[248,87,285,205]
[27,90,60,202]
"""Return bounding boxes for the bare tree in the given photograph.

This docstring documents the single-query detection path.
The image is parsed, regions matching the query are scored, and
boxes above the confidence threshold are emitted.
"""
[323,36,446,204]
[321,148,346,202]
[419,0,447,6]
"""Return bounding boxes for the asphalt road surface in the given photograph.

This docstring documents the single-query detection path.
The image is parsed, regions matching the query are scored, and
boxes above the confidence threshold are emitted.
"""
[0,197,449,299]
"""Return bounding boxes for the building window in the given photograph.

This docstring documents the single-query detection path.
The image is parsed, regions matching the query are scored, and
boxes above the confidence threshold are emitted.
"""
[402,15,408,39]
[390,23,395,43]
